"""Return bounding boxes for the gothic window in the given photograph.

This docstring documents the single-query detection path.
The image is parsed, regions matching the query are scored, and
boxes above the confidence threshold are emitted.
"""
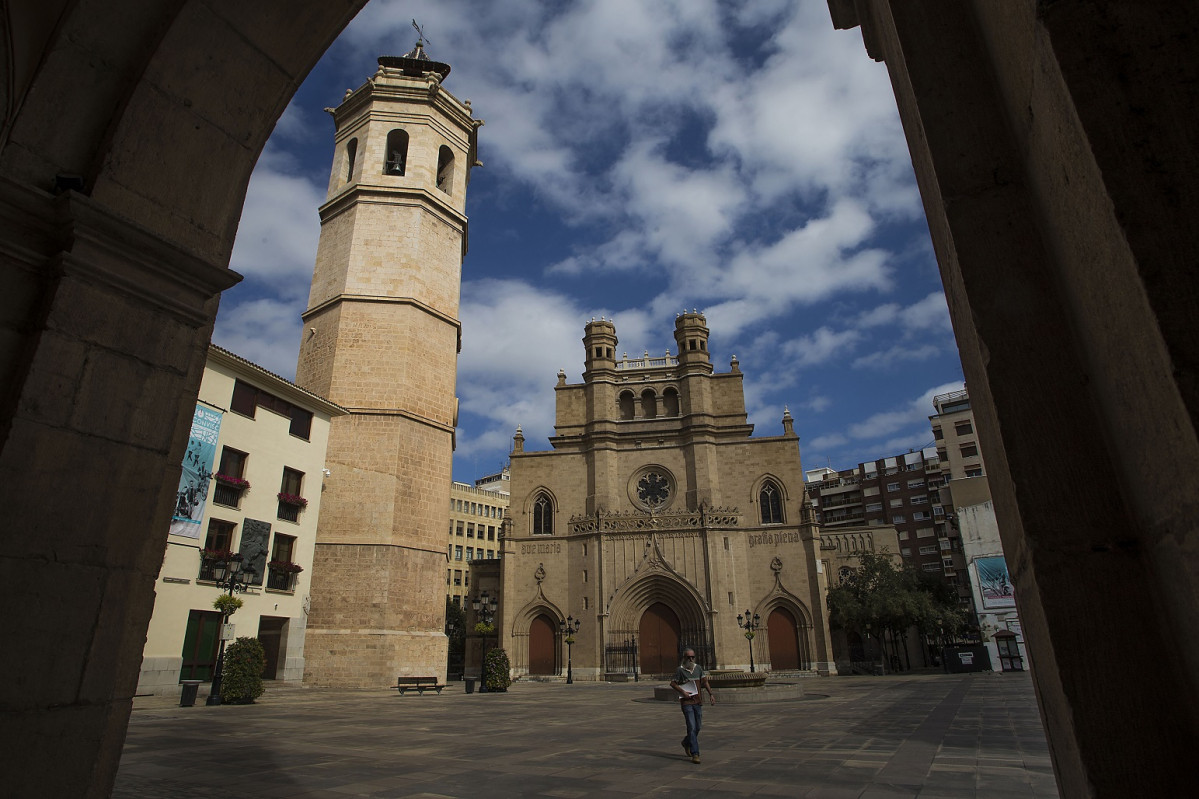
[662,387,679,417]
[384,129,409,175]
[532,492,554,535]
[760,480,783,524]
[618,391,635,420]
[345,138,358,183]
[640,389,657,419]
[437,145,454,194]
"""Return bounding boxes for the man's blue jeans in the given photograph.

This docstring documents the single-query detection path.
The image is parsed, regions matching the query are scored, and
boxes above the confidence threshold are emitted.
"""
[682,703,703,755]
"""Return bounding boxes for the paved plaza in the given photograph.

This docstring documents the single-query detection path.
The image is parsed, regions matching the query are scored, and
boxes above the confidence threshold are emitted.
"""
[114,672,1057,798]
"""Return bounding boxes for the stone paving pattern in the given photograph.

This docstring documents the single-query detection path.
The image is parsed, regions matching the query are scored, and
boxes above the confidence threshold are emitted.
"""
[114,672,1057,798]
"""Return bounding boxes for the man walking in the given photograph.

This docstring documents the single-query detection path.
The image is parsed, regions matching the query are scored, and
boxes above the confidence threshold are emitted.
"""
[669,648,715,764]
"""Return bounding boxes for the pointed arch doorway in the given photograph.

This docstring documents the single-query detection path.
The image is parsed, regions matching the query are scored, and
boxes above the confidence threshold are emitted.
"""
[768,607,801,670]
[639,602,681,675]
[528,614,557,675]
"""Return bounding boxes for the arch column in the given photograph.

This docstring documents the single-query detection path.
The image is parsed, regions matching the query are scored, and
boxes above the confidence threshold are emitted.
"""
[829,2,1199,795]
[0,184,239,796]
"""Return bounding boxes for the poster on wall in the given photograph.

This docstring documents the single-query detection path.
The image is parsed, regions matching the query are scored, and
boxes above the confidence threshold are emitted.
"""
[977,555,1017,608]
[169,404,223,538]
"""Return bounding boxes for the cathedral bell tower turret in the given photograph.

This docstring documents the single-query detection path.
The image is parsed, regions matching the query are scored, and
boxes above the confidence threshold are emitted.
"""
[674,311,712,374]
[582,318,618,379]
[295,36,483,687]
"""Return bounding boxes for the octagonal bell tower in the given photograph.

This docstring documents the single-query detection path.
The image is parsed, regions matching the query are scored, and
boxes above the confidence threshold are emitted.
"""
[296,39,483,686]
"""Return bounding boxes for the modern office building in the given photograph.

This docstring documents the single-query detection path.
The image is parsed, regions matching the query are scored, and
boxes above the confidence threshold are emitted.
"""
[447,469,509,608]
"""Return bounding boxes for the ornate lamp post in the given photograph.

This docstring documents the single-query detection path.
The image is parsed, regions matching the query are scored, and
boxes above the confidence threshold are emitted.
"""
[736,609,761,673]
[206,554,253,706]
[559,616,581,684]
[472,590,498,690]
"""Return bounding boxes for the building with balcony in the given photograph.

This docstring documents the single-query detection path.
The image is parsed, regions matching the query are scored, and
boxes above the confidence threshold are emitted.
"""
[135,346,346,695]
[806,448,955,584]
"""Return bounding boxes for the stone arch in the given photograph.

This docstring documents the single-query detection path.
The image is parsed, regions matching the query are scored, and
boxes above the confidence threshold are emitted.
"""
[640,388,658,418]
[345,137,360,183]
[509,596,568,677]
[757,598,815,671]
[2,7,1197,799]
[662,386,680,416]
[618,390,636,420]
[384,129,409,175]
[437,144,455,194]
[607,571,710,670]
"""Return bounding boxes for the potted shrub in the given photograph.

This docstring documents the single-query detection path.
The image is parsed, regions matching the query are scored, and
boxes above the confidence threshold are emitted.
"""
[213,594,243,617]
[483,648,512,692]
[220,636,266,704]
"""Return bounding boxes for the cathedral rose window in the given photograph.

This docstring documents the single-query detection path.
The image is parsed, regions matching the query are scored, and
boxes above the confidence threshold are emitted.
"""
[629,466,676,512]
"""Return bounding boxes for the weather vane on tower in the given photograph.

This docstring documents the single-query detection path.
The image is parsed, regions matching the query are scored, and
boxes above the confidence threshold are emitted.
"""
[411,18,430,47]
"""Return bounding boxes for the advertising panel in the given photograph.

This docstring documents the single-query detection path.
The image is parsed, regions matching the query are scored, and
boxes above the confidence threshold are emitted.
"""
[169,405,223,538]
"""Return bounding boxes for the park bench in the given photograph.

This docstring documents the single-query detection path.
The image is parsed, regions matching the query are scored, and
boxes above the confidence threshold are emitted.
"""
[394,676,444,695]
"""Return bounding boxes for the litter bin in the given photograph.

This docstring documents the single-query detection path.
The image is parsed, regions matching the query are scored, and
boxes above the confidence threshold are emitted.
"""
[464,677,477,694]
[179,680,202,707]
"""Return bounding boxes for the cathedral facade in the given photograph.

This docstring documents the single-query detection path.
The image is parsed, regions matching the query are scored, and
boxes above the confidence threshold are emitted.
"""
[499,315,835,679]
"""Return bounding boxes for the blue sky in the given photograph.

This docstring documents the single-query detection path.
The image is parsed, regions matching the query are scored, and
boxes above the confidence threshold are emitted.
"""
[214,0,965,483]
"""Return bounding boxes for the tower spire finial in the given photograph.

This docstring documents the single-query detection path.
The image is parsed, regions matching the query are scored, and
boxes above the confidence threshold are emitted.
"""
[411,19,429,47]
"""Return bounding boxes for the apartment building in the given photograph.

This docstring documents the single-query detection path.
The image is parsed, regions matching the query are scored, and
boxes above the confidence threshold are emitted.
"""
[137,346,346,695]
[805,448,952,579]
[932,388,1026,668]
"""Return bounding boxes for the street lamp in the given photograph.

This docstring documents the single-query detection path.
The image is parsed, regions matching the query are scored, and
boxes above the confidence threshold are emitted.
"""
[206,554,253,706]
[559,616,581,684]
[736,609,761,673]
[472,590,498,690]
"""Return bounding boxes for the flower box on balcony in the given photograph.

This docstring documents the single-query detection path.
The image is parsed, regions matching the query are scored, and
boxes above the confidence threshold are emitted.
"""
[267,560,304,574]
[214,473,250,490]
[276,492,308,508]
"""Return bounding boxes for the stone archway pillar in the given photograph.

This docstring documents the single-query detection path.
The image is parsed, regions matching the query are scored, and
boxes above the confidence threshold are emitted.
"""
[0,183,239,797]
[828,2,1199,796]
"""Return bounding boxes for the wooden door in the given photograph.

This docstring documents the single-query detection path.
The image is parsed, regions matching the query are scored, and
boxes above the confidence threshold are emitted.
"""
[639,603,681,675]
[257,617,286,679]
[179,610,222,681]
[768,607,800,670]
[528,614,556,675]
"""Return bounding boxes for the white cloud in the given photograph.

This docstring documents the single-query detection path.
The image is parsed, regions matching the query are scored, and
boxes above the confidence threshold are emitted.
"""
[455,279,595,456]
[847,381,964,440]
[212,297,306,380]
[227,165,324,293]
[781,326,862,366]
[851,343,941,370]
[808,433,847,450]
[802,395,832,413]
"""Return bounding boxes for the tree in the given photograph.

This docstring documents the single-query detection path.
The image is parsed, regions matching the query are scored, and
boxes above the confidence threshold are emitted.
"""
[827,551,967,670]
